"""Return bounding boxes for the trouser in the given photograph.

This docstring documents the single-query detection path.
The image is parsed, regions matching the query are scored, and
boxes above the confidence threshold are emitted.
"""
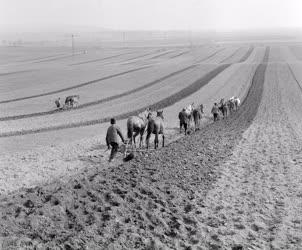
[109,142,119,161]
[213,113,218,121]
[180,121,188,132]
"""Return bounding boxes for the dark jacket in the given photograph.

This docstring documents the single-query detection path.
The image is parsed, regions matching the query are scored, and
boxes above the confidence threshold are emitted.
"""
[178,111,189,124]
[106,125,125,146]
[211,105,219,114]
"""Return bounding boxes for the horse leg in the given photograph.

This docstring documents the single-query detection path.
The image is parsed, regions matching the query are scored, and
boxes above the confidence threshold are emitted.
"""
[133,131,139,148]
[146,132,150,150]
[154,133,158,149]
[162,134,165,147]
[139,130,144,148]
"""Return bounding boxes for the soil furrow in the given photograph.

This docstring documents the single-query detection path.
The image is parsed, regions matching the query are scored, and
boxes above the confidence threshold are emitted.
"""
[70,51,134,66]
[238,46,254,62]
[0,70,34,77]
[219,47,242,63]
[195,48,226,63]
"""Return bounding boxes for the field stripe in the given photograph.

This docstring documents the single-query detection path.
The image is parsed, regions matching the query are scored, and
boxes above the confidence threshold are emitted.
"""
[70,51,134,66]
[0,64,231,137]
[239,46,254,62]
[287,63,302,93]
[0,66,150,104]
[195,48,226,63]
[0,70,34,77]
[220,47,242,63]
[0,65,198,121]
[118,49,162,63]
[17,53,67,63]
[32,53,83,63]
[148,50,176,59]
[169,50,190,59]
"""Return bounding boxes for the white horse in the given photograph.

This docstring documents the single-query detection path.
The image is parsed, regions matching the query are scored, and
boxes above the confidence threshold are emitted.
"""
[183,102,195,128]
[234,97,240,110]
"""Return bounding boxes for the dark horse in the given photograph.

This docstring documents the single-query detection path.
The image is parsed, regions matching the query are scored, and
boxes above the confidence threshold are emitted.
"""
[146,110,165,149]
[218,99,228,119]
[193,104,204,131]
[65,95,80,107]
[127,109,151,148]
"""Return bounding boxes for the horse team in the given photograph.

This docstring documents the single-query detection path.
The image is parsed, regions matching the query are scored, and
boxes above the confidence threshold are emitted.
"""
[126,96,240,150]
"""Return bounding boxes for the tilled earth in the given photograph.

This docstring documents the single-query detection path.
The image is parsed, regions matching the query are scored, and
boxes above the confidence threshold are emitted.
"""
[0,50,269,249]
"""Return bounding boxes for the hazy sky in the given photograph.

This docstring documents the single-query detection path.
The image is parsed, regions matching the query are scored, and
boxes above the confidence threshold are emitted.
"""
[1,0,302,32]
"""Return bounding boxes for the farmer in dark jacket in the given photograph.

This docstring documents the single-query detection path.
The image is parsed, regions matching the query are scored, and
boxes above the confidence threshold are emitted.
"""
[106,118,125,162]
[211,103,219,121]
[178,108,190,135]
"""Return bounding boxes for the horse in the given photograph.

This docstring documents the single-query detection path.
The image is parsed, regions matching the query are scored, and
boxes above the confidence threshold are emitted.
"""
[227,99,235,113]
[183,102,195,127]
[178,109,190,135]
[218,98,228,119]
[65,95,80,108]
[234,97,240,110]
[192,104,204,131]
[127,109,151,148]
[146,110,165,149]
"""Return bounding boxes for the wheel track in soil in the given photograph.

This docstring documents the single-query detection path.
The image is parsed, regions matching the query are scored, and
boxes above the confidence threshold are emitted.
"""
[0,46,254,123]
[0,47,269,249]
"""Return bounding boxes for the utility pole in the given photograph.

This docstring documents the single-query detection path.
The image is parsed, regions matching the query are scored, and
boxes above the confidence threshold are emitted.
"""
[123,31,126,47]
[71,34,75,56]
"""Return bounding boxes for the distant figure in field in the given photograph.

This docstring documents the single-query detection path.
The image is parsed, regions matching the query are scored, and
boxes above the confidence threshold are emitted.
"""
[178,108,190,135]
[211,103,219,121]
[55,98,61,109]
[106,118,125,162]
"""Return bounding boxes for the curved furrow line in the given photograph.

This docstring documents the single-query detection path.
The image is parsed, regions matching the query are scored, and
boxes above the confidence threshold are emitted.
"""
[32,53,82,63]
[118,49,162,63]
[70,51,134,66]
[0,65,197,121]
[148,50,176,60]
[219,47,242,63]
[0,64,230,137]
[0,66,149,104]
[195,48,226,63]
[239,46,254,62]
[17,53,67,63]
[286,63,302,93]
[0,70,34,77]
[169,50,190,59]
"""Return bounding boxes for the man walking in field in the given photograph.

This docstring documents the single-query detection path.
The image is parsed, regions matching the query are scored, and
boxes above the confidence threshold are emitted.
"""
[55,97,61,109]
[211,103,219,122]
[106,118,125,162]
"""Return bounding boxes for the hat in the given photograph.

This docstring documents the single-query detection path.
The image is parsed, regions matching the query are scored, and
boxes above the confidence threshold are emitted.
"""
[110,118,116,124]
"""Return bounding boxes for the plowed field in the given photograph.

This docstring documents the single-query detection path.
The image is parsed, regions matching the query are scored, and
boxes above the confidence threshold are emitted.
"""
[0,43,302,249]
